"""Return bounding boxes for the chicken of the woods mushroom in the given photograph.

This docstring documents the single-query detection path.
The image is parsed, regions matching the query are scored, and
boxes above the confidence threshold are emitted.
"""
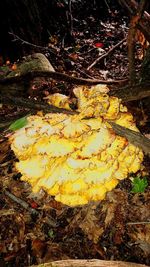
[10,85,143,206]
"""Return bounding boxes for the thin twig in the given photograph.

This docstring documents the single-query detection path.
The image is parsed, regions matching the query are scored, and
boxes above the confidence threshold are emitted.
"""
[76,67,95,79]
[9,32,58,54]
[87,37,126,70]
[4,189,38,215]
[126,221,150,225]
[4,190,58,227]
[104,0,110,11]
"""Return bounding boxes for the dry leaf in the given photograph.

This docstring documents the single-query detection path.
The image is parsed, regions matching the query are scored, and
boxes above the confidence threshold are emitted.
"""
[128,224,150,257]
[79,205,104,244]
[32,239,47,259]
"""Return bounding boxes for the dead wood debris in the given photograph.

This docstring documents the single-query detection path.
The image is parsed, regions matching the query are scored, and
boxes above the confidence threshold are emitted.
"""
[87,37,126,70]
[31,259,148,267]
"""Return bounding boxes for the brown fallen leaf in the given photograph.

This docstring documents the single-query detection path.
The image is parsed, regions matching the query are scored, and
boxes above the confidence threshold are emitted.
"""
[67,204,103,244]
[127,224,150,257]
[79,205,104,244]
[32,239,47,259]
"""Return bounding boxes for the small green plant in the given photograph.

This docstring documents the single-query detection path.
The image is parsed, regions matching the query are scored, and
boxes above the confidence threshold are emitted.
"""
[9,115,30,131]
[48,229,55,239]
[131,176,148,193]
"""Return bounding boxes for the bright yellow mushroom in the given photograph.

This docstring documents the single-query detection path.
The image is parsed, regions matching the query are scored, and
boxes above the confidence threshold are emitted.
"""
[10,85,144,206]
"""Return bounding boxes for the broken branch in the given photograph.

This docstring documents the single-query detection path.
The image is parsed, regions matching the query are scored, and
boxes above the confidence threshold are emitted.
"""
[4,190,58,227]
[0,95,77,115]
[9,32,58,54]
[87,37,126,70]
[0,70,127,86]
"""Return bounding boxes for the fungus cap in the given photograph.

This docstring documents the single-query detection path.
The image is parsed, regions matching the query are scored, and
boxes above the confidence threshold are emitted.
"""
[10,85,144,206]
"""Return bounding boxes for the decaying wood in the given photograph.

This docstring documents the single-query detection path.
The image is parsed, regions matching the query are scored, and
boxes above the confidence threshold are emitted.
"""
[1,52,150,102]
[109,82,150,101]
[0,52,126,94]
[0,69,127,87]
[1,82,150,114]
[108,121,150,155]
[1,74,150,102]
[0,95,77,115]
[1,54,150,102]
[0,53,55,96]
[31,259,148,267]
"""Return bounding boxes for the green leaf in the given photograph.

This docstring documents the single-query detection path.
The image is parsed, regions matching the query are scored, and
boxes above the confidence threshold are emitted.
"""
[48,229,55,238]
[131,176,148,193]
[9,115,29,131]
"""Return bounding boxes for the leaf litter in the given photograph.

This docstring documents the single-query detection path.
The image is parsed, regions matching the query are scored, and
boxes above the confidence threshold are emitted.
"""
[0,1,150,266]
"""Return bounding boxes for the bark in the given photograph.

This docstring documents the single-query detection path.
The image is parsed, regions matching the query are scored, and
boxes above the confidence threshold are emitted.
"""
[1,53,150,101]
[141,46,150,82]
[118,0,150,43]
[31,259,148,267]
[108,122,150,156]
[0,53,55,96]
[109,82,150,102]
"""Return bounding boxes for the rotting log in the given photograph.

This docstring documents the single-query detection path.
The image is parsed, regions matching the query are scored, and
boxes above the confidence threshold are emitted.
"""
[31,259,148,267]
[1,72,150,102]
[109,82,150,102]
[1,53,150,102]
[1,93,150,156]
[0,53,55,96]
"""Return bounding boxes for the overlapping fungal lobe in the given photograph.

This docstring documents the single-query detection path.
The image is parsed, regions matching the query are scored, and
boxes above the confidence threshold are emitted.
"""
[10,85,144,206]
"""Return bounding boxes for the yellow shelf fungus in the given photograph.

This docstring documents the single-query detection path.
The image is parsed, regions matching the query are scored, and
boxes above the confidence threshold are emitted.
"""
[10,85,144,206]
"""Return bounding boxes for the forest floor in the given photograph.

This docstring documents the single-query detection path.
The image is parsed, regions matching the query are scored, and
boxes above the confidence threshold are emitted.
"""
[0,3,150,267]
